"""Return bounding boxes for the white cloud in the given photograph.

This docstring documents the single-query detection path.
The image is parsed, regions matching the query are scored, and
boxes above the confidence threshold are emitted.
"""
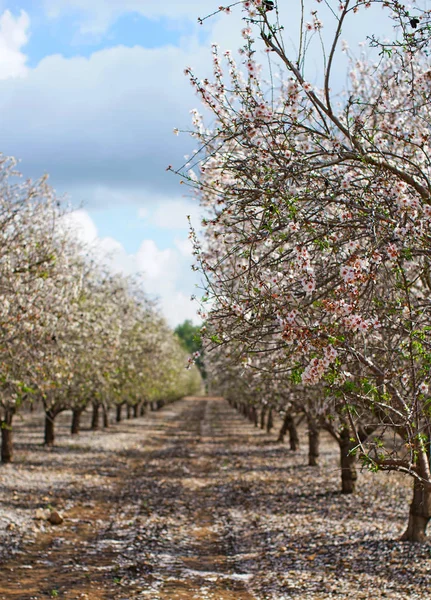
[136,239,176,279]
[134,239,201,325]
[151,198,201,230]
[64,209,200,326]
[69,185,152,208]
[62,208,98,244]
[0,10,29,79]
[159,289,200,326]
[0,41,210,199]
[175,237,193,258]
[135,196,202,230]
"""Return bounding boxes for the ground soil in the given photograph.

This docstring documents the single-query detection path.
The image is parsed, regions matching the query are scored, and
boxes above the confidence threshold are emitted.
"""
[0,397,429,599]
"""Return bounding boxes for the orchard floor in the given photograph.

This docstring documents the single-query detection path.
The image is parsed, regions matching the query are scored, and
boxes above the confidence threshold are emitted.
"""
[0,397,430,600]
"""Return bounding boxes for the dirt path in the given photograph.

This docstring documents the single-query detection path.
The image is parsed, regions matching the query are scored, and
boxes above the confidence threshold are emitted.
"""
[0,398,258,600]
[0,397,429,599]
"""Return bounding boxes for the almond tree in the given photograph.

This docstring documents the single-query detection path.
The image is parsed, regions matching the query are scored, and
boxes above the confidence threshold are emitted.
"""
[0,153,203,457]
[0,157,81,460]
[179,0,431,540]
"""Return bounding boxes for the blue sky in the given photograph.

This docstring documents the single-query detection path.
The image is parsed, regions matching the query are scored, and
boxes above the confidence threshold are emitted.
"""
[16,3,209,67]
[0,1,394,325]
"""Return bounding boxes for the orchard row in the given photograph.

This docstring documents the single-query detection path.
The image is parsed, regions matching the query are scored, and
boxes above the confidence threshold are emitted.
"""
[181,0,431,542]
[0,155,202,464]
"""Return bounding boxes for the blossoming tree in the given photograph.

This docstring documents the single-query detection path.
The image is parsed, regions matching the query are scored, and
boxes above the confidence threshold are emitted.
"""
[0,155,202,459]
[178,0,431,541]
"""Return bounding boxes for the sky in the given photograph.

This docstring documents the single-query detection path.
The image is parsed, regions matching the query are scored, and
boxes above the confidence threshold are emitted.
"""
[0,0,396,326]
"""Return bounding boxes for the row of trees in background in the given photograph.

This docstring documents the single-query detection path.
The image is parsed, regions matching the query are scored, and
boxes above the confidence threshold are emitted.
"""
[180,0,431,542]
[0,156,202,464]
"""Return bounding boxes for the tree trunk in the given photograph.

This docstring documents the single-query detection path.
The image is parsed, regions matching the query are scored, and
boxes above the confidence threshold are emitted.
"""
[308,416,320,466]
[91,403,100,431]
[277,413,299,449]
[401,479,431,542]
[266,408,274,434]
[340,427,357,494]
[260,407,266,430]
[140,402,146,417]
[126,405,131,419]
[1,409,14,463]
[71,409,82,435]
[133,404,139,418]
[103,406,109,429]
[288,416,300,451]
[44,410,56,446]
[250,406,258,427]
[116,404,122,423]
[277,414,287,442]
[277,413,300,450]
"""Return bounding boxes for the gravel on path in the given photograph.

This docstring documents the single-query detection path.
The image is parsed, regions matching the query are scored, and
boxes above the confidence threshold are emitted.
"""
[0,397,429,599]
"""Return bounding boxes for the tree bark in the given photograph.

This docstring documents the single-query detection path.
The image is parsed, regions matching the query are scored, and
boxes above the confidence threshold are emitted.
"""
[401,479,431,542]
[133,404,139,418]
[91,403,100,431]
[71,409,82,435]
[308,416,320,466]
[126,404,131,419]
[140,402,146,417]
[44,410,56,446]
[340,427,357,494]
[103,406,109,429]
[260,407,266,430]
[266,408,274,434]
[288,416,300,451]
[1,409,14,463]
[250,406,258,427]
[277,413,299,449]
[116,404,122,423]
[277,413,288,443]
